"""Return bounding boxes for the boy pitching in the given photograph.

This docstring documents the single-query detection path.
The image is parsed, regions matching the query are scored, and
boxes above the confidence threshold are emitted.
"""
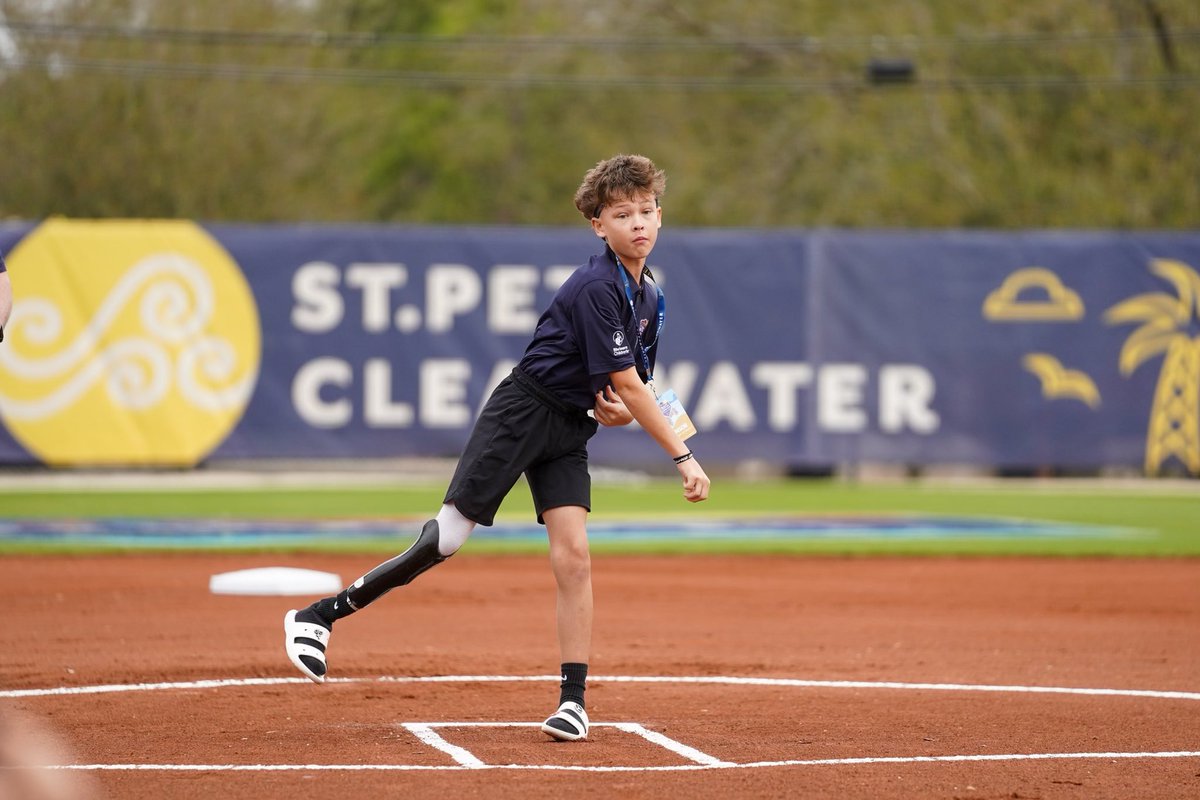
[284,154,710,741]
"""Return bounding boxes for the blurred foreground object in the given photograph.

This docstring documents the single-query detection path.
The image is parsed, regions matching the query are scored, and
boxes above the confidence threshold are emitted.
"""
[0,708,99,800]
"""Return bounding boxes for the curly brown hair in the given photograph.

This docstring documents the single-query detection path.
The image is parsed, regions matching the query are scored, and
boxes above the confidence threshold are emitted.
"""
[573,154,667,220]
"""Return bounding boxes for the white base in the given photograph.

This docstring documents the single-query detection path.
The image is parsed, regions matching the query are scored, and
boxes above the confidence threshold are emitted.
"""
[209,567,342,596]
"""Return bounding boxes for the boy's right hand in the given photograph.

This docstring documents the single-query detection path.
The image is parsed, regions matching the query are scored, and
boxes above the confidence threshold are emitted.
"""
[677,458,710,503]
[594,385,633,427]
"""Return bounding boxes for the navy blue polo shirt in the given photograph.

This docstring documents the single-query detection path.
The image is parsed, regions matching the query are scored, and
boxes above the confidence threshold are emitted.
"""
[518,247,661,410]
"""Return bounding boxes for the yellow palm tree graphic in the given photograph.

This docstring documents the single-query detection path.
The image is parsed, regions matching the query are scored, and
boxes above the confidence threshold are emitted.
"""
[1104,259,1200,476]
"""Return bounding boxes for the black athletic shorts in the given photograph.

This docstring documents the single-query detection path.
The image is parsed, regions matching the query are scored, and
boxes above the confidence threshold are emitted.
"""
[444,367,599,526]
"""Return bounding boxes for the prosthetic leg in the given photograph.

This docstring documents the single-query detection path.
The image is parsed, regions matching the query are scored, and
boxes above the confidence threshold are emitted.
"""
[284,519,450,682]
[345,519,447,608]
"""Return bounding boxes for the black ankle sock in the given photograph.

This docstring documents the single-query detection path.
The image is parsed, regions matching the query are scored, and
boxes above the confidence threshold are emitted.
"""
[559,662,588,708]
[309,591,357,626]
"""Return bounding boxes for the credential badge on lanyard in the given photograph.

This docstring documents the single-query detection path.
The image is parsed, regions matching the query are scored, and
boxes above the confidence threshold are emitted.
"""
[616,255,697,441]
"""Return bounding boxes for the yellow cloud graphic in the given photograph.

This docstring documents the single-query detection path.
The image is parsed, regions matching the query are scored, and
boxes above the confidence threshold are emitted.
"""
[0,219,261,466]
[983,268,1085,321]
[1021,353,1101,409]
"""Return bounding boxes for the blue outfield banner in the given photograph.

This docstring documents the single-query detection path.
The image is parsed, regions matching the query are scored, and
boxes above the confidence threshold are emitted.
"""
[0,221,1197,474]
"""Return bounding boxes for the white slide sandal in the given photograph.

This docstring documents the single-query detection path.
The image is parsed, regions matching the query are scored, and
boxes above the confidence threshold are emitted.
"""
[283,609,331,683]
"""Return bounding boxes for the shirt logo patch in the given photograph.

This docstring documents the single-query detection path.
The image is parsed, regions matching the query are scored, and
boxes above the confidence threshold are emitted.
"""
[612,330,630,357]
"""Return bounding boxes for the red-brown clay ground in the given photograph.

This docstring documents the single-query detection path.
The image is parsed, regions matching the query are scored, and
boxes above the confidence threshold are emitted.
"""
[2,554,1198,799]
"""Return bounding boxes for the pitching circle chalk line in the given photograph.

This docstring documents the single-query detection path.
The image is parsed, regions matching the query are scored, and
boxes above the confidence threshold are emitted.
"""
[5,674,1199,701]
[9,675,1199,773]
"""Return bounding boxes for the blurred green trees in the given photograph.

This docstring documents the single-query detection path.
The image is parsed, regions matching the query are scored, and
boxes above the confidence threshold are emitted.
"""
[0,0,1196,227]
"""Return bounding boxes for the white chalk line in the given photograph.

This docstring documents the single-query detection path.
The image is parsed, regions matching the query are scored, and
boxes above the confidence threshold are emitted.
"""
[402,723,487,768]
[4,674,1198,701]
[14,751,1200,773]
[612,723,734,767]
[401,722,731,769]
[5,675,1197,774]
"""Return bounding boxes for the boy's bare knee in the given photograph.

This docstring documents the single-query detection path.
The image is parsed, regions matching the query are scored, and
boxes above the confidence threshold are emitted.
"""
[551,544,591,585]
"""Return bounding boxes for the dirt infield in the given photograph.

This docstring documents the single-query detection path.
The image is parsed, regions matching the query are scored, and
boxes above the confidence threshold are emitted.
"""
[2,553,1198,799]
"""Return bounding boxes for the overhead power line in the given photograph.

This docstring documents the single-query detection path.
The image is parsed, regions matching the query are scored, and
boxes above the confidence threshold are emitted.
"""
[10,54,1200,92]
[4,20,1200,52]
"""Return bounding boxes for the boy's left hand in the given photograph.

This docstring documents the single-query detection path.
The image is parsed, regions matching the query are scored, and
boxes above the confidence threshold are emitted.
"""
[677,458,710,503]
[594,386,634,426]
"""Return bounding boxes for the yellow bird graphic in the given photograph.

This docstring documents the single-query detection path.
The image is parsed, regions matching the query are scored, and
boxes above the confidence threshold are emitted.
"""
[1021,353,1101,409]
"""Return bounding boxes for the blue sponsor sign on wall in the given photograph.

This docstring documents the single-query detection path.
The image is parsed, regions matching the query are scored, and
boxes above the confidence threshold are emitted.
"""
[1,222,1197,473]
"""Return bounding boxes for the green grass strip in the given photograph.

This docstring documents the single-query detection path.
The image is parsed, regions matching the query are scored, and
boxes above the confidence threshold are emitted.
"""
[0,478,1195,557]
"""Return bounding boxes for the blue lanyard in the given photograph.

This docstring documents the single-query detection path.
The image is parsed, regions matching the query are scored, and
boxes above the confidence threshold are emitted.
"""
[615,255,666,387]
